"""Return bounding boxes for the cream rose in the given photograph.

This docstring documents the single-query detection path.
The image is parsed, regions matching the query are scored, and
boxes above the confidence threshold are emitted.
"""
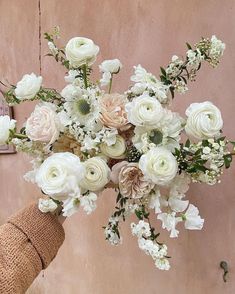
[25,103,61,145]
[35,152,84,200]
[80,157,110,191]
[100,135,126,159]
[125,93,163,127]
[0,115,16,145]
[139,147,178,185]
[99,93,128,129]
[99,59,122,73]
[15,73,42,100]
[185,101,223,140]
[65,37,99,68]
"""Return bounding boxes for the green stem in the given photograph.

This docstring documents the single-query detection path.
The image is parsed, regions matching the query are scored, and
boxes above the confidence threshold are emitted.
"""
[82,64,88,88]
[108,75,113,94]
[14,133,28,139]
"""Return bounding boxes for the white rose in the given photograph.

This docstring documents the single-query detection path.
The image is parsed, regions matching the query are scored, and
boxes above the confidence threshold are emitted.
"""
[139,147,178,185]
[38,198,58,213]
[15,73,42,100]
[125,93,163,127]
[65,37,99,68]
[185,101,223,140]
[25,103,61,145]
[99,59,122,73]
[80,157,110,191]
[35,152,85,200]
[100,135,126,159]
[0,115,16,145]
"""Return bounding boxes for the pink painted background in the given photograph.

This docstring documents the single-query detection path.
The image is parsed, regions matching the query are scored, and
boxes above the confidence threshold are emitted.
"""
[0,1,235,293]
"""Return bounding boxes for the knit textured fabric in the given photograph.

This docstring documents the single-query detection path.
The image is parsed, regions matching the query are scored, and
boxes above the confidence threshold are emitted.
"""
[0,203,65,293]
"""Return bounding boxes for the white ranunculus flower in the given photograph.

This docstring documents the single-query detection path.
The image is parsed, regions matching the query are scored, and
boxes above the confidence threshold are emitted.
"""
[15,73,42,100]
[65,37,99,68]
[125,93,164,127]
[35,152,85,200]
[25,103,61,145]
[139,147,178,185]
[100,135,126,159]
[99,59,122,73]
[38,198,58,213]
[0,115,16,145]
[80,157,110,192]
[185,101,223,140]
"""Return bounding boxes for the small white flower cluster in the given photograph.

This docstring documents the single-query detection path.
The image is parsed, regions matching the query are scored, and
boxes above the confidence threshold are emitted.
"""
[131,221,170,270]
[185,138,229,185]
[209,35,226,67]
[166,55,184,78]
[186,49,204,69]
[104,216,122,246]
[128,65,170,104]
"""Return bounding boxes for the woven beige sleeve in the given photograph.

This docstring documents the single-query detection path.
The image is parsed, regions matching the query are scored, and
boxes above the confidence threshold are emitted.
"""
[0,203,65,293]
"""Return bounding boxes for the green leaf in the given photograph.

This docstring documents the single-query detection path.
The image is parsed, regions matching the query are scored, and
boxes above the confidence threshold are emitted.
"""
[160,67,166,77]
[186,42,192,50]
[185,139,190,148]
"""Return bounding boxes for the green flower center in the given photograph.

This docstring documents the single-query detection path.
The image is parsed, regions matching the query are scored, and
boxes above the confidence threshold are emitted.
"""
[149,130,163,145]
[76,99,91,115]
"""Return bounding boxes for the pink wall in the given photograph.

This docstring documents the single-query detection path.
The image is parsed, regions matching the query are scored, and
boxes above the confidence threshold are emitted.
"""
[0,0,235,293]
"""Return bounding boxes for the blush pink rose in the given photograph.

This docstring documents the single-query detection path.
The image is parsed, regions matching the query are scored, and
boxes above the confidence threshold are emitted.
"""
[119,163,155,199]
[26,103,61,145]
[99,93,128,129]
[110,161,128,184]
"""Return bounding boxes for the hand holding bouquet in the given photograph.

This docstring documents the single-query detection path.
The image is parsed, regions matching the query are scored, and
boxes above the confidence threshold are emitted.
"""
[1,29,232,270]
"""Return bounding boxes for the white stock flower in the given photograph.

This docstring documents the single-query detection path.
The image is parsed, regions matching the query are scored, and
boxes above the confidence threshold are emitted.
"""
[100,135,126,159]
[183,204,204,230]
[185,101,223,140]
[99,59,122,74]
[38,198,58,213]
[131,65,169,102]
[0,115,16,145]
[15,73,42,100]
[35,152,84,200]
[80,157,110,192]
[80,192,98,214]
[139,147,178,185]
[125,93,164,127]
[25,103,61,145]
[65,37,99,68]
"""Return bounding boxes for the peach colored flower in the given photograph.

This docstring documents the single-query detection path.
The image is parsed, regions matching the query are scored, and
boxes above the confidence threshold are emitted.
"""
[99,93,128,129]
[110,161,128,184]
[119,163,155,199]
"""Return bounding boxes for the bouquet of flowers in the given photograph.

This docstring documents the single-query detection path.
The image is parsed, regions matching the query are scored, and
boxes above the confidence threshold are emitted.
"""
[0,28,233,270]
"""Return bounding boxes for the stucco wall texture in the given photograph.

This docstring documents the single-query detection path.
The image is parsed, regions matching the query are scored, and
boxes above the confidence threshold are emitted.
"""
[0,1,235,293]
